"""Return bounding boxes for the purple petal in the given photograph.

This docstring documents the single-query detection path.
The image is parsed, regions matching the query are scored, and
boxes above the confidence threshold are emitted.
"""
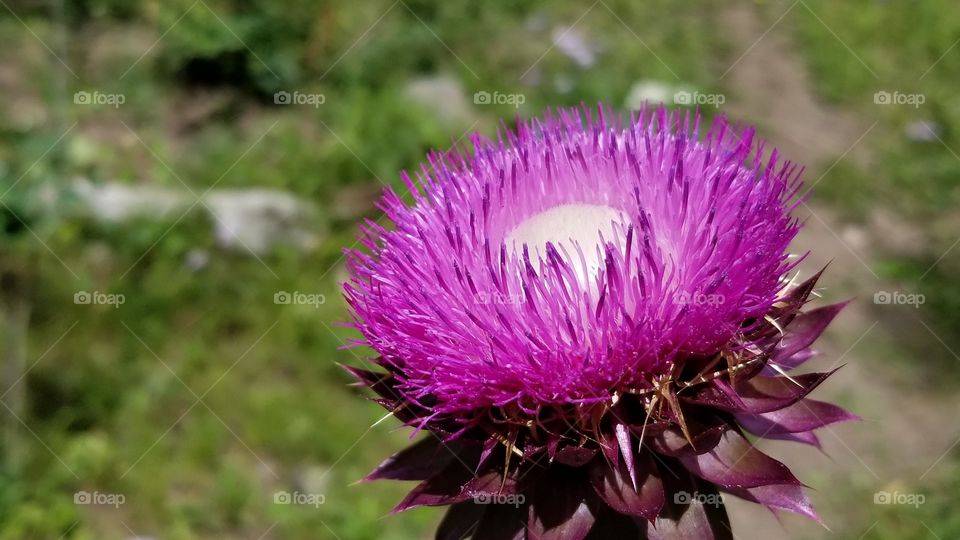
[649,424,727,457]
[723,483,820,522]
[585,506,643,537]
[775,267,825,308]
[714,370,839,414]
[474,503,527,540]
[676,429,800,489]
[393,455,479,511]
[340,364,398,399]
[437,502,484,540]
[615,422,637,490]
[590,452,665,519]
[528,471,597,540]
[555,445,598,467]
[645,470,732,540]
[365,436,457,482]
[771,302,848,364]
[463,469,519,498]
[750,429,822,448]
[736,398,859,435]
[762,349,816,375]
[598,428,620,467]
[680,383,746,412]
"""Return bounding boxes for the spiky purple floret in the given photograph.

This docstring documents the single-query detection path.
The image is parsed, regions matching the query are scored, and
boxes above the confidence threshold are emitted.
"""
[345,106,804,415]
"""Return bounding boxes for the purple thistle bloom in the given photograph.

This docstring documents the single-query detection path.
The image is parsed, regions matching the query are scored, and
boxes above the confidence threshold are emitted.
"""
[343,105,855,539]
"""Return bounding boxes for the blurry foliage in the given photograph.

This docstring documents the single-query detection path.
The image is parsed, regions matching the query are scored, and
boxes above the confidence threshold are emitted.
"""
[877,256,960,386]
[860,464,960,539]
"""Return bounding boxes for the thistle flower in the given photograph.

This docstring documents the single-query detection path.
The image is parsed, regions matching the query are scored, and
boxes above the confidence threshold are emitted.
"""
[342,105,855,539]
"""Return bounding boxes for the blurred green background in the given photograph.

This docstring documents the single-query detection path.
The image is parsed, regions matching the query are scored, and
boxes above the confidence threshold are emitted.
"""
[0,0,958,538]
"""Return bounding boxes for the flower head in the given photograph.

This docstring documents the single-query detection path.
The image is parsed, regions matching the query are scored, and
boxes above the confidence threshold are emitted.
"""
[343,105,854,538]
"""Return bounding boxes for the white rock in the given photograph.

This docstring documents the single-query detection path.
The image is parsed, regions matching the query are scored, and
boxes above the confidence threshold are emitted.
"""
[552,26,597,68]
[72,179,189,222]
[294,464,332,496]
[403,75,473,125]
[904,120,940,143]
[624,80,677,110]
[841,224,868,252]
[184,248,210,271]
[70,180,322,255]
[554,74,574,94]
[204,188,320,254]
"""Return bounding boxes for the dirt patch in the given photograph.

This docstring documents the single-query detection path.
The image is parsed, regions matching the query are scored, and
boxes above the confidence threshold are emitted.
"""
[719,2,869,169]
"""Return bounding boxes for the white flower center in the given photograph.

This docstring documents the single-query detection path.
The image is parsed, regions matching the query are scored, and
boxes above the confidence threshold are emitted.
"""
[505,204,625,287]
